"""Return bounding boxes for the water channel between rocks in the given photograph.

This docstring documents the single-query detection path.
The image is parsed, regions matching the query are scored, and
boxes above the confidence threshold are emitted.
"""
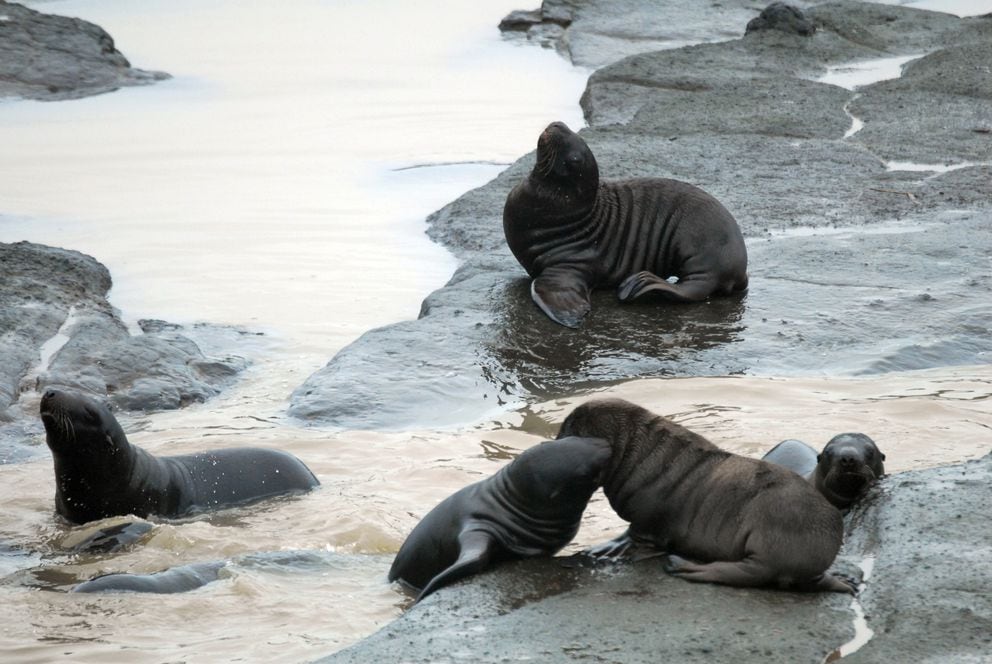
[1,1,991,662]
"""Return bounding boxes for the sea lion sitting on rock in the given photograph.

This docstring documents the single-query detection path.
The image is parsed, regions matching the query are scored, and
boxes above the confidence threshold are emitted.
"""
[502,121,748,327]
[40,389,319,524]
[763,434,885,511]
[558,398,854,594]
[389,436,611,601]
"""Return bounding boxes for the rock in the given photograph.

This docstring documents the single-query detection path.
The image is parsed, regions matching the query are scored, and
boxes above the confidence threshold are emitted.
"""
[746,3,816,37]
[0,0,168,101]
[290,3,992,431]
[0,242,249,458]
[316,453,992,663]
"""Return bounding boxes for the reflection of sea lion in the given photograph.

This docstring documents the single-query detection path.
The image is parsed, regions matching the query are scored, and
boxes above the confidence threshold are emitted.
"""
[559,399,854,593]
[40,390,319,524]
[389,436,612,601]
[72,561,225,594]
[502,121,748,328]
[763,434,885,510]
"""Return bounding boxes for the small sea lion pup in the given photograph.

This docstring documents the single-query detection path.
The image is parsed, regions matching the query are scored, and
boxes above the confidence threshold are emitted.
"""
[389,436,612,601]
[503,121,748,327]
[558,398,855,594]
[40,389,319,524]
[763,434,885,511]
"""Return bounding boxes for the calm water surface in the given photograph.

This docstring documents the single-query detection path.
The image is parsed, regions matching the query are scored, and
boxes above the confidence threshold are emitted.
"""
[1,1,990,662]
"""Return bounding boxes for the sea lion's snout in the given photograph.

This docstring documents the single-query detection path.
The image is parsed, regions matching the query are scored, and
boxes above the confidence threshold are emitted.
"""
[40,388,63,418]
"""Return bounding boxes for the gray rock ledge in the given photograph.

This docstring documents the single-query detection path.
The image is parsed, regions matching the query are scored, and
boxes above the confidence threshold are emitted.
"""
[317,451,992,663]
[0,241,249,461]
[290,2,992,430]
[0,0,168,101]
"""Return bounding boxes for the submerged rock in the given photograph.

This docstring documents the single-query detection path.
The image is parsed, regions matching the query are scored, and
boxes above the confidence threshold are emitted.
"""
[291,3,992,430]
[0,242,249,458]
[0,0,168,101]
[318,452,992,663]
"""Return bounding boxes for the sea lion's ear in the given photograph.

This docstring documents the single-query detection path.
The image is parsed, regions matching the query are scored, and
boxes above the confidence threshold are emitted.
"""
[816,453,823,463]
[416,530,494,602]
[531,268,591,328]
[880,452,886,461]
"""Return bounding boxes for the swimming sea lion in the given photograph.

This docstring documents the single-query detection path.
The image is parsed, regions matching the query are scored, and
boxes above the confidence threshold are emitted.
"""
[763,434,885,511]
[72,561,226,594]
[40,389,319,524]
[389,436,612,601]
[558,398,854,593]
[502,121,748,327]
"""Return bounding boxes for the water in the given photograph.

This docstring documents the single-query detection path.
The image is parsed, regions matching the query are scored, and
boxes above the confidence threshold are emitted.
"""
[2,2,991,662]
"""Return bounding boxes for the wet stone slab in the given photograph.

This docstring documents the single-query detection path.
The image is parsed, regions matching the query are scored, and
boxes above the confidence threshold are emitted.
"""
[0,0,168,101]
[0,242,251,461]
[317,452,992,663]
[290,2,992,430]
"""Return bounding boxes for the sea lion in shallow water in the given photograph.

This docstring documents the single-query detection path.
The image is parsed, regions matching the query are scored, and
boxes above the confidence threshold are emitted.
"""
[72,561,225,594]
[502,121,748,327]
[558,398,854,593]
[763,434,885,511]
[389,436,612,601]
[40,389,319,524]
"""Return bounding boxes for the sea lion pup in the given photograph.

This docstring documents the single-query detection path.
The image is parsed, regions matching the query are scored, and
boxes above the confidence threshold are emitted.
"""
[40,389,319,524]
[502,121,748,327]
[72,561,226,594]
[763,434,885,511]
[389,436,612,601]
[558,398,854,594]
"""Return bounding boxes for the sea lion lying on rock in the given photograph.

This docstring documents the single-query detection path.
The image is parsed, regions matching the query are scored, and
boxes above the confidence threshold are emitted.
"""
[763,434,885,511]
[558,398,855,593]
[389,436,611,601]
[503,121,748,327]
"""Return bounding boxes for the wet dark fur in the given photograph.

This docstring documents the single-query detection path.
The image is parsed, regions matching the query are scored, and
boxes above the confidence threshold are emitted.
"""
[558,398,853,594]
[503,121,748,327]
[389,436,611,601]
[40,390,319,524]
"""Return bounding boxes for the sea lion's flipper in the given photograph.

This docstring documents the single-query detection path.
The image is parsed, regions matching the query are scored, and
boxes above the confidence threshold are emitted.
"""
[799,572,859,595]
[618,272,716,303]
[532,268,592,328]
[664,554,778,588]
[416,530,495,602]
[584,531,634,560]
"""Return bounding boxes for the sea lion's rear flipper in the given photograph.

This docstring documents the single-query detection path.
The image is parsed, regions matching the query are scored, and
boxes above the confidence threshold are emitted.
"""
[618,272,716,303]
[664,554,778,588]
[416,530,495,602]
[532,267,591,328]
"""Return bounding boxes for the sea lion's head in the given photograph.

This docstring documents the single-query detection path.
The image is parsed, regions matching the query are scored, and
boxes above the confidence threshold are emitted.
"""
[40,389,126,456]
[815,433,885,509]
[532,121,600,201]
[508,436,612,513]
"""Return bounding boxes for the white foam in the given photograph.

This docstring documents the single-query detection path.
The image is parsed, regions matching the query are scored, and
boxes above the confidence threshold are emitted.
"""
[37,306,79,373]
[842,95,864,139]
[818,54,924,90]
[886,160,989,173]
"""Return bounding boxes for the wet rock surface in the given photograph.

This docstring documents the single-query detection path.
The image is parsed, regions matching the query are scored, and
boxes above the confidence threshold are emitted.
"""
[0,242,249,461]
[0,0,168,101]
[291,2,992,430]
[318,452,992,663]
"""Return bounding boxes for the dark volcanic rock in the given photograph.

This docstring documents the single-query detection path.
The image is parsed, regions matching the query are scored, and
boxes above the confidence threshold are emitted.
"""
[746,3,816,37]
[291,2,992,431]
[0,242,248,460]
[318,453,992,663]
[0,0,168,101]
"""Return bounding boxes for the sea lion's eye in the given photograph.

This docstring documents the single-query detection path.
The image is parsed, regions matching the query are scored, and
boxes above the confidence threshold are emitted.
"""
[566,153,583,169]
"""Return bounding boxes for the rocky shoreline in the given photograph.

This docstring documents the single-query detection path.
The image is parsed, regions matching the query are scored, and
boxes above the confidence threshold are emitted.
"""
[289,0,991,431]
[0,241,250,461]
[0,0,167,101]
[312,1,992,661]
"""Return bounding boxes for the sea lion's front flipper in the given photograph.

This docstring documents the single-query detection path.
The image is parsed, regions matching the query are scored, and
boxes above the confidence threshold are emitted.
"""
[532,267,591,328]
[416,530,495,602]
